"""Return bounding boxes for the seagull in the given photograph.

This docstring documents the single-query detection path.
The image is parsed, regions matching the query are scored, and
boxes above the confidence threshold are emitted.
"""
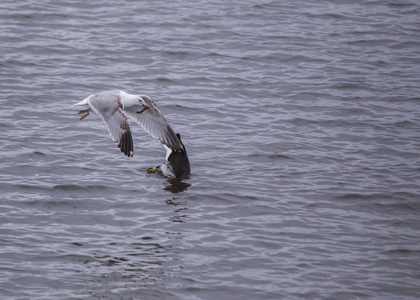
[72,90,190,178]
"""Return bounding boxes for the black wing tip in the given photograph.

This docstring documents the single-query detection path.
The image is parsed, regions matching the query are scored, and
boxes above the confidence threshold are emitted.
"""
[118,129,134,157]
[175,132,187,153]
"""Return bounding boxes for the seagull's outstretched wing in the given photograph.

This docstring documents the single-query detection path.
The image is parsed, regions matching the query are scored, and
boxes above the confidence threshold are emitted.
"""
[123,96,184,152]
[88,94,133,157]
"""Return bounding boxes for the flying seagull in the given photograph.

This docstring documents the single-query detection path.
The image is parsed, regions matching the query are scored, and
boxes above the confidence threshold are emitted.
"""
[72,90,190,178]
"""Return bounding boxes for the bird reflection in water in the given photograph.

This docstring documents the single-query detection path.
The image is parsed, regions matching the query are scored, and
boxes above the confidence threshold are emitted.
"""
[163,178,191,193]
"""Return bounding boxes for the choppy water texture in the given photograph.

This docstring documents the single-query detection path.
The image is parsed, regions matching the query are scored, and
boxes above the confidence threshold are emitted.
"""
[1,0,420,299]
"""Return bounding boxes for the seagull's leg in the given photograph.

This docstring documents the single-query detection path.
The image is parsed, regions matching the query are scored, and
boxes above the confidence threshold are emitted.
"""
[136,103,150,114]
[78,108,91,120]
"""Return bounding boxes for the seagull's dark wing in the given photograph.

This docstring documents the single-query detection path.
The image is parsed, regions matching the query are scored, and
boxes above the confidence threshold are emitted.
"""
[88,94,133,157]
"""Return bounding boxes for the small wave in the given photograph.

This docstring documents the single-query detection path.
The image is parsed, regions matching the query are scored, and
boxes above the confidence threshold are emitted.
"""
[51,184,111,192]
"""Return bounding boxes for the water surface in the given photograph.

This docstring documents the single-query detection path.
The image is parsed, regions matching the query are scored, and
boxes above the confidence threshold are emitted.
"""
[1,0,420,299]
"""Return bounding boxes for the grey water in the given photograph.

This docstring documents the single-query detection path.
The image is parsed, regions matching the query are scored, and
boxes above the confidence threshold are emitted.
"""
[1,0,420,299]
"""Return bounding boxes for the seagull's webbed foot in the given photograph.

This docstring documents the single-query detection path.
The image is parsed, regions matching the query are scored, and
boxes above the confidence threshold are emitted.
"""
[136,103,150,114]
[78,108,91,120]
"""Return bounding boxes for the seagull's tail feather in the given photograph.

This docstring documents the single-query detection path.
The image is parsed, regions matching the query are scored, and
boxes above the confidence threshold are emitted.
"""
[71,96,91,108]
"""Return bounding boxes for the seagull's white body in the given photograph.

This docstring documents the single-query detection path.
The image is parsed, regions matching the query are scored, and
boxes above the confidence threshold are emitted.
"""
[72,90,190,178]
